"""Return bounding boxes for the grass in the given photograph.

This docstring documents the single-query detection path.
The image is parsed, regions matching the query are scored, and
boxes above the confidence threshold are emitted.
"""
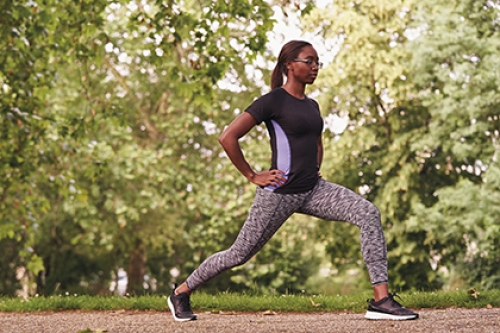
[0,289,499,313]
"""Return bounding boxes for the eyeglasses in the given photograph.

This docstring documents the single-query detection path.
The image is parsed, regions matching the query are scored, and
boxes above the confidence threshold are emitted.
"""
[293,58,323,69]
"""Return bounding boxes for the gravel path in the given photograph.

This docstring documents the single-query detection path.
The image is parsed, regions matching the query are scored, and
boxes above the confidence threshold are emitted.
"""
[1,308,499,333]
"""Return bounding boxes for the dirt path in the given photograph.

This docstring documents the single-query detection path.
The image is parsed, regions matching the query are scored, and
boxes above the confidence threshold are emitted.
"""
[1,308,498,333]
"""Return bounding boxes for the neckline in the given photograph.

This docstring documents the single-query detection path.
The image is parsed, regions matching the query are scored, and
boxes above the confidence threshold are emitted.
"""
[280,87,306,101]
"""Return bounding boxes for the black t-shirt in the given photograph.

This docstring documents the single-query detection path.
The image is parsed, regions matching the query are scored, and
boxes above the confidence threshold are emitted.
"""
[245,87,324,194]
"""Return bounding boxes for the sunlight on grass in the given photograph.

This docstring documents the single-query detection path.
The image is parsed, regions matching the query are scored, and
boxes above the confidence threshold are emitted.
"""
[0,289,499,313]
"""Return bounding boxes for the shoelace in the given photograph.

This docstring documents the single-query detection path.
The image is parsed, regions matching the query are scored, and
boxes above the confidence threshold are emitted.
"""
[387,292,404,307]
[367,292,404,304]
[390,292,402,300]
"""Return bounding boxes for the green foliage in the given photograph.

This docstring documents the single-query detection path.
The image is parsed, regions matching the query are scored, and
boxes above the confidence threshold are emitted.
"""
[2,0,281,295]
[302,0,439,290]
[0,0,110,294]
[407,0,500,289]
[301,0,500,290]
[1,0,499,297]
[0,239,22,295]
[1,289,500,312]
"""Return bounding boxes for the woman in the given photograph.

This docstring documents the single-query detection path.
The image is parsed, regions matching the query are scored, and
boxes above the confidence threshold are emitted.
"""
[168,40,419,321]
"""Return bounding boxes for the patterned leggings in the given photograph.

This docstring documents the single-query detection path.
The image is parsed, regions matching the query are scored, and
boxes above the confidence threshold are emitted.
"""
[185,179,388,289]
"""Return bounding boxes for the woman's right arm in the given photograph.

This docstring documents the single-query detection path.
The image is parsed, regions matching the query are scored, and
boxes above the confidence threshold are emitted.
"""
[218,112,287,187]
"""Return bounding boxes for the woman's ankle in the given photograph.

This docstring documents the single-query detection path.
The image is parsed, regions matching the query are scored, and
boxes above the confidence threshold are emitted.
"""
[175,282,192,295]
[373,283,389,302]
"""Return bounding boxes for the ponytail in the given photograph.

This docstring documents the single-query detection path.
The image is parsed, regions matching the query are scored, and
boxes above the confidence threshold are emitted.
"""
[269,40,312,90]
[270,63,284,90]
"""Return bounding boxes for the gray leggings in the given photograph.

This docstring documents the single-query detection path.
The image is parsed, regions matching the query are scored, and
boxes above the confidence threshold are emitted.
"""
[185,179,388,289]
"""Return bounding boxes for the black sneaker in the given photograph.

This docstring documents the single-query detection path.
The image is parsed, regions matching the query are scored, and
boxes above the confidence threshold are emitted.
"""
[365,293,419,320]
[167,288,197,322]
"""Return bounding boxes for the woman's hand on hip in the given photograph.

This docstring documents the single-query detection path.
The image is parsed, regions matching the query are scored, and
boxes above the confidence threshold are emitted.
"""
[249,169,287,187]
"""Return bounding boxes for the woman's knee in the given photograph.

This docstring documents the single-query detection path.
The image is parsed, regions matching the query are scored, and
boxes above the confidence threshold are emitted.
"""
[365,201,381,220]
[354,200,381,227]
[224,248,252,269]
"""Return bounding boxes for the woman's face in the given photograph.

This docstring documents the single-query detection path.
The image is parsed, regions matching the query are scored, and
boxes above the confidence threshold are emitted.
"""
[287,45,320,85]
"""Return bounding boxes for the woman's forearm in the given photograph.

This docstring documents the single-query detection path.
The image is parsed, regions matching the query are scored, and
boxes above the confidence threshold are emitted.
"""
[218,112,259,181]
[218,133,256,181]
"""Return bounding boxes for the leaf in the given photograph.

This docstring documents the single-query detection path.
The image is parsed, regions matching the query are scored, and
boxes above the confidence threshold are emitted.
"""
[467,288,480,299]
[262,310,277,315]
[26,254,45,276]
[218,310,236,315]
[310,297,322,307]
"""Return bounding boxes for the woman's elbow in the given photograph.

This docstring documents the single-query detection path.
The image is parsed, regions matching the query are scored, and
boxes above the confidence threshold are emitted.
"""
[218,131,231,148]
[218,132,226,146]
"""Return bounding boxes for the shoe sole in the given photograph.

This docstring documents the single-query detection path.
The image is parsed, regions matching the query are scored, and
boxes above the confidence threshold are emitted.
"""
[167,296,197,322]
[365,310,418,321]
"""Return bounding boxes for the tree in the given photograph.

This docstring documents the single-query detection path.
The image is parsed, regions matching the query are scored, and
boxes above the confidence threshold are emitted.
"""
[5,0,278,295]
[301,0,440,289]
[0,0,109,294]
[301,0,500,290]
[408,0,500,289]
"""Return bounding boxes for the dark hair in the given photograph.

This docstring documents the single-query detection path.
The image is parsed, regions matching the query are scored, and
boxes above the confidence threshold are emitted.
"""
[270,40,312,90]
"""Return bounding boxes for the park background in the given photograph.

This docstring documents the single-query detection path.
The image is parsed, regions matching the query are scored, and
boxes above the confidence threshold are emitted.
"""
[1,0,499,298]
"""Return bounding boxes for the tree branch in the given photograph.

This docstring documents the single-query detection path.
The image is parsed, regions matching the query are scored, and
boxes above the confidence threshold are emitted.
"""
[370,67,392,144]
[103,57,158,140]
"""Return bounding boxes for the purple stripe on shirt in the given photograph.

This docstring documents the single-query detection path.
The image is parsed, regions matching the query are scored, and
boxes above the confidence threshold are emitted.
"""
[264,120,290,192]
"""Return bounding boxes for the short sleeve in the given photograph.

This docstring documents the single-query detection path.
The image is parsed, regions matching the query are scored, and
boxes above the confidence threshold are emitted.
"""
[308,98,320,112]
[244,93,273,125]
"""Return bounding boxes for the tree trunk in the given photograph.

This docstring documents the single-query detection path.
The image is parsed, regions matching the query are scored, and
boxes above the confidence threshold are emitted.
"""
[126,241,146,295]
